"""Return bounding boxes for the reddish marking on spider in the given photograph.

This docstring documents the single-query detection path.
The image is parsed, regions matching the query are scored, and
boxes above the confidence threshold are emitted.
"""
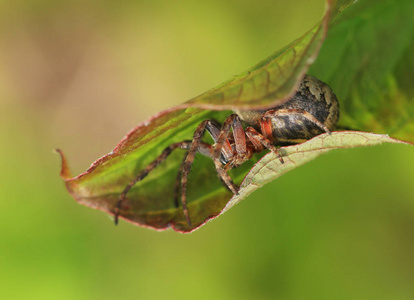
[114,75,339,226]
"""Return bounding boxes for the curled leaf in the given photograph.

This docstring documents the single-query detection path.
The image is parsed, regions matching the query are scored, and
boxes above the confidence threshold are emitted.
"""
[58,131,409,233]
[58,0,414,233]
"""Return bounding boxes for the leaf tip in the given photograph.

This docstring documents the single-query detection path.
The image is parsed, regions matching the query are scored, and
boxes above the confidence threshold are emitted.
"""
[54,148,73,180]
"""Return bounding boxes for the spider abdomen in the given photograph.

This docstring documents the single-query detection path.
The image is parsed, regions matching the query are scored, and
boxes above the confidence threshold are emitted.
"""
[236,75,339,145]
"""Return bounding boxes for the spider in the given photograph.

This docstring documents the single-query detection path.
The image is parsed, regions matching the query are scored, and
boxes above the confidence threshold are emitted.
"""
[114,75,339,226]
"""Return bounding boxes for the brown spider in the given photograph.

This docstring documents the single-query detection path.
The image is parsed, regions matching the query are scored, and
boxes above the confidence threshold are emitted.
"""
[114,75,339,226]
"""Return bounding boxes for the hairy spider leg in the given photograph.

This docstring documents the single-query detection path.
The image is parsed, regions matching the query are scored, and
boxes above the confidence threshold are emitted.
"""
[245,127,285,163]
[180,119,238,226]
[173,141,215,208]
[114,140,212,225]
[261,109,331,137]
[114,141,192,225]
[212,114,250,195]
[244,128,264,152]
[204,119,235,161]
[173,155,187,209]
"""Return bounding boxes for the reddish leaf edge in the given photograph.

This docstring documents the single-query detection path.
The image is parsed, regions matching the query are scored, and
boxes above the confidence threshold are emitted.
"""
[55,147,228,233]
[188,131,413,233]
[56,131,413,234]
[56,0,337,183]
[56,0,362,233]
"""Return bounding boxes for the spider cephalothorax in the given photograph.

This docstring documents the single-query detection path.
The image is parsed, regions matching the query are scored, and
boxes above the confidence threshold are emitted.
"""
[114,75,339,225]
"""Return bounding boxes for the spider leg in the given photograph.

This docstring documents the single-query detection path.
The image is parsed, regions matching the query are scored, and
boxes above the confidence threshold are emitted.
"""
[180,121,221,225]
[114,140,192,225]
[180,119,238,226]
[173,142,214,208]
[245,127,284,163]
[205,119,234,160]
[213,114,248,195]
[262,109,331,134]
[173,154,187,209]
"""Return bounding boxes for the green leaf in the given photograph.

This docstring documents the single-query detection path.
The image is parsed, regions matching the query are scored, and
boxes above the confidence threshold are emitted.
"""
[223,132,410,214]
[309,0,414,142]
[58,0,414,233]
[174,0,351,111]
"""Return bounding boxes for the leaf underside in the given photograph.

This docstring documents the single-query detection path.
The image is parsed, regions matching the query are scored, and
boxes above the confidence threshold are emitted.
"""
[58,0,414,233]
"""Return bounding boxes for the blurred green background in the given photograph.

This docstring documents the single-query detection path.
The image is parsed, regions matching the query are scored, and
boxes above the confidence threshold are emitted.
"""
[1,0,414,299]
